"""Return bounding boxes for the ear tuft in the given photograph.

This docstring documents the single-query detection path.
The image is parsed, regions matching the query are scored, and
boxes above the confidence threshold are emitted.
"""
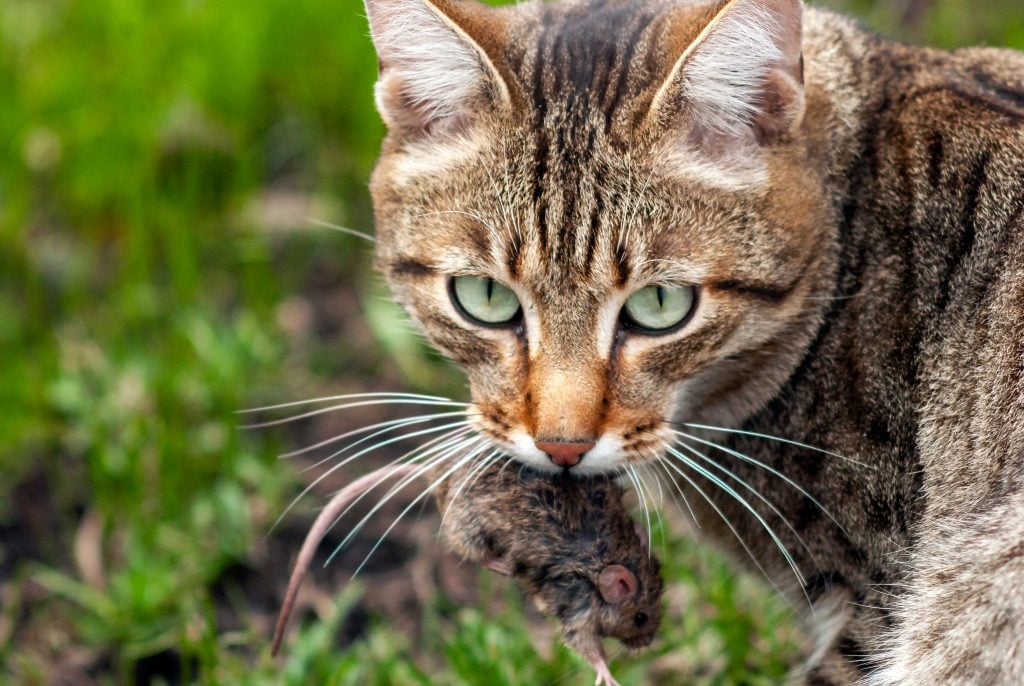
[365,0,509,137]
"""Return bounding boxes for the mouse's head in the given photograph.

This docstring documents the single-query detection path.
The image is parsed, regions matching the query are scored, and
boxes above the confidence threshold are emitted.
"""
[594,560,663,648]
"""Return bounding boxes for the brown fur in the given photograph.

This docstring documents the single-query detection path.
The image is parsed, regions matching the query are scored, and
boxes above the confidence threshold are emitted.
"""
[363,0,1024,682]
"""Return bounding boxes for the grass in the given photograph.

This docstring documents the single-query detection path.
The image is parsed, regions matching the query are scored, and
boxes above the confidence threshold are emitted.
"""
[1,1,1021,684]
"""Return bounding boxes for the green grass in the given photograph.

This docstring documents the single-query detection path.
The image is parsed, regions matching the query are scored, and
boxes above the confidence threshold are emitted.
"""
[1,0,1022,684]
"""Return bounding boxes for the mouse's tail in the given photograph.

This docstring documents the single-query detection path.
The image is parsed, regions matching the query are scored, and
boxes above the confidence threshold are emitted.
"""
[271,463,420,656]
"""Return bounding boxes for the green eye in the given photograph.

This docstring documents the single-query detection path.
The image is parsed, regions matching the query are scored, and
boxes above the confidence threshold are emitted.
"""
[622,285,696,333]
[450,276,521,326]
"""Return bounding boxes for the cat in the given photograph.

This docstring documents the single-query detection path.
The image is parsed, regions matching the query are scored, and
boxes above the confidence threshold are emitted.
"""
[359,0,1024,682]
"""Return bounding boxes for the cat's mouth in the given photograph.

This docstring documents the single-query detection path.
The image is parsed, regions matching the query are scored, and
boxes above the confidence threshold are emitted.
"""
[468,402,674,476]
[470,415,669,476]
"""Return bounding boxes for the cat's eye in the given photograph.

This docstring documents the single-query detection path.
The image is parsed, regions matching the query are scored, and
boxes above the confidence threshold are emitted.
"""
[621,285,696,334]
[450,275,521,326]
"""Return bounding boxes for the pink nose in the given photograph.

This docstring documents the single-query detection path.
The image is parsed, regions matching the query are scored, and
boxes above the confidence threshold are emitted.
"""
[536,441,596,468]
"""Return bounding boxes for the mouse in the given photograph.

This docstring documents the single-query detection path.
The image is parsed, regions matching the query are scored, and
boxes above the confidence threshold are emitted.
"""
[434,460,664,686]
[272,459,664,686]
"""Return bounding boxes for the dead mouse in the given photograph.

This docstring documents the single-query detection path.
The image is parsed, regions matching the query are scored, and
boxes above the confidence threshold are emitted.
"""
[434,460,663,686]
[272,460,663,686]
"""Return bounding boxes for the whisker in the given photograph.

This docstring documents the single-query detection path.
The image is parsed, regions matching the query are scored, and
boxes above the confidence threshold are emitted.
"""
[674,438,816,567]
[270,461,421,655]
[638,461,665,510]
[295,414,478,475]
[637,462,667,550]
[270,423,472,534]
[305,216,376,243]
[679,422,867,468]
[241,391,459,414]
[467,452,511,491]
[626,465,654,553]
[665,445,808,595]
[243,398,470,429]
[657,455,787,598]
[439,449,503,528]
[328,435,487,561]
[348,441,493,576]
[307,431,482,555]
[280,411,473,459]
[325,429,478,521]
[650,453,700,528]
[673,429,844,532]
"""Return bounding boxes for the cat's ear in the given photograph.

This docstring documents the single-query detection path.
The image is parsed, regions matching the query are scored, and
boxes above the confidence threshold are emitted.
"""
[364,0,511,137]
[647,0,804,157]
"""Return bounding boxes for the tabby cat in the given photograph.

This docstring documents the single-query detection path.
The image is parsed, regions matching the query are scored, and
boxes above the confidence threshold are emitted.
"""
[361,0,1024,682]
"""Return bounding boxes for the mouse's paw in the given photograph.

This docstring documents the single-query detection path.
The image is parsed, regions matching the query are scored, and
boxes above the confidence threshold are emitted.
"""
[592,658,621,686]
[483,555,513,576]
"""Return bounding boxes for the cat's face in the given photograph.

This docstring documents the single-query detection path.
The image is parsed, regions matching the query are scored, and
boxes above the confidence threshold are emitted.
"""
[368,0,833,474]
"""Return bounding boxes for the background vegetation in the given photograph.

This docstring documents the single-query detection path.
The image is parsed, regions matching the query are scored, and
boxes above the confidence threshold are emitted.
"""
[2,1,1021,684]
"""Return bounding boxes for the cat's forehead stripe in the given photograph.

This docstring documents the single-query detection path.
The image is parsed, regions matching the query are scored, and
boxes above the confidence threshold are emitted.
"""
[522,1,666,125]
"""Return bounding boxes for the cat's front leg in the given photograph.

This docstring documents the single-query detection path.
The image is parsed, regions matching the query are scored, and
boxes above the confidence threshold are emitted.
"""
[863,493,1024,686]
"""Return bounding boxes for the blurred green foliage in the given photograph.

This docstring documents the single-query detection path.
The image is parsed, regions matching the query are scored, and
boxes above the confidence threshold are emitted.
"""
[1,0,1021,684]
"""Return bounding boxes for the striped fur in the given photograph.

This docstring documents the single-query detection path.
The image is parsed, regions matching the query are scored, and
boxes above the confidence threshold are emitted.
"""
[365,0,1024,682]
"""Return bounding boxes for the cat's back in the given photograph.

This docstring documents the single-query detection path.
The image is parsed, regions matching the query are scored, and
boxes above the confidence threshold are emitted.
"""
[855,31,1024,504]
[788,9,1024,508]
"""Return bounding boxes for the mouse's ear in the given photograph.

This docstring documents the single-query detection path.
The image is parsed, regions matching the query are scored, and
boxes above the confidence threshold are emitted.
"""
[598,564,638,605]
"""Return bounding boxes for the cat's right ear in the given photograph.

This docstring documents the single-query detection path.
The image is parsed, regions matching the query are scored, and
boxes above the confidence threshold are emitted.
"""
[364,0,511,137]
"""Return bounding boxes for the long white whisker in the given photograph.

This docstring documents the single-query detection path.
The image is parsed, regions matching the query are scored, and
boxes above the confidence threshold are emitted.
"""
[348,441,493,576]
[638,461,665,510]
[675,438,816,569]
[329,436,486,562]
[467,452,510,491]
[305,217,376,243]
[627,465,654,553]
[657,456,785,597]
[681,422,866,467]
[311,431,480,552]
[651,454,699,528]
[281,411,472,459]
[244,399,470,429]
[271,422,472,533]
[439,449,502,528]
[666,444,807,592]
[673,429,844,532]
[241,391,459,414]
[637,462,667,552]
[295,415,475,475]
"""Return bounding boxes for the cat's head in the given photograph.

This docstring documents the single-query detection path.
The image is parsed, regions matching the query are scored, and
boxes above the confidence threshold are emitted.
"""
[366,0,834,474]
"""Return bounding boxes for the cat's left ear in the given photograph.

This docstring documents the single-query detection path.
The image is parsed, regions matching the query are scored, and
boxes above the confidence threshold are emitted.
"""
[647,0,804,156]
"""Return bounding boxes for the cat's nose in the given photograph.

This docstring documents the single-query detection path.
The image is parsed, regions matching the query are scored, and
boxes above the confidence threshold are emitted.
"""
[536,440,596,468]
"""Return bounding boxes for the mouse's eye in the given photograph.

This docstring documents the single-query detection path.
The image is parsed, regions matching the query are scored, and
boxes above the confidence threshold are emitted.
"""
[634,612,648,627]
